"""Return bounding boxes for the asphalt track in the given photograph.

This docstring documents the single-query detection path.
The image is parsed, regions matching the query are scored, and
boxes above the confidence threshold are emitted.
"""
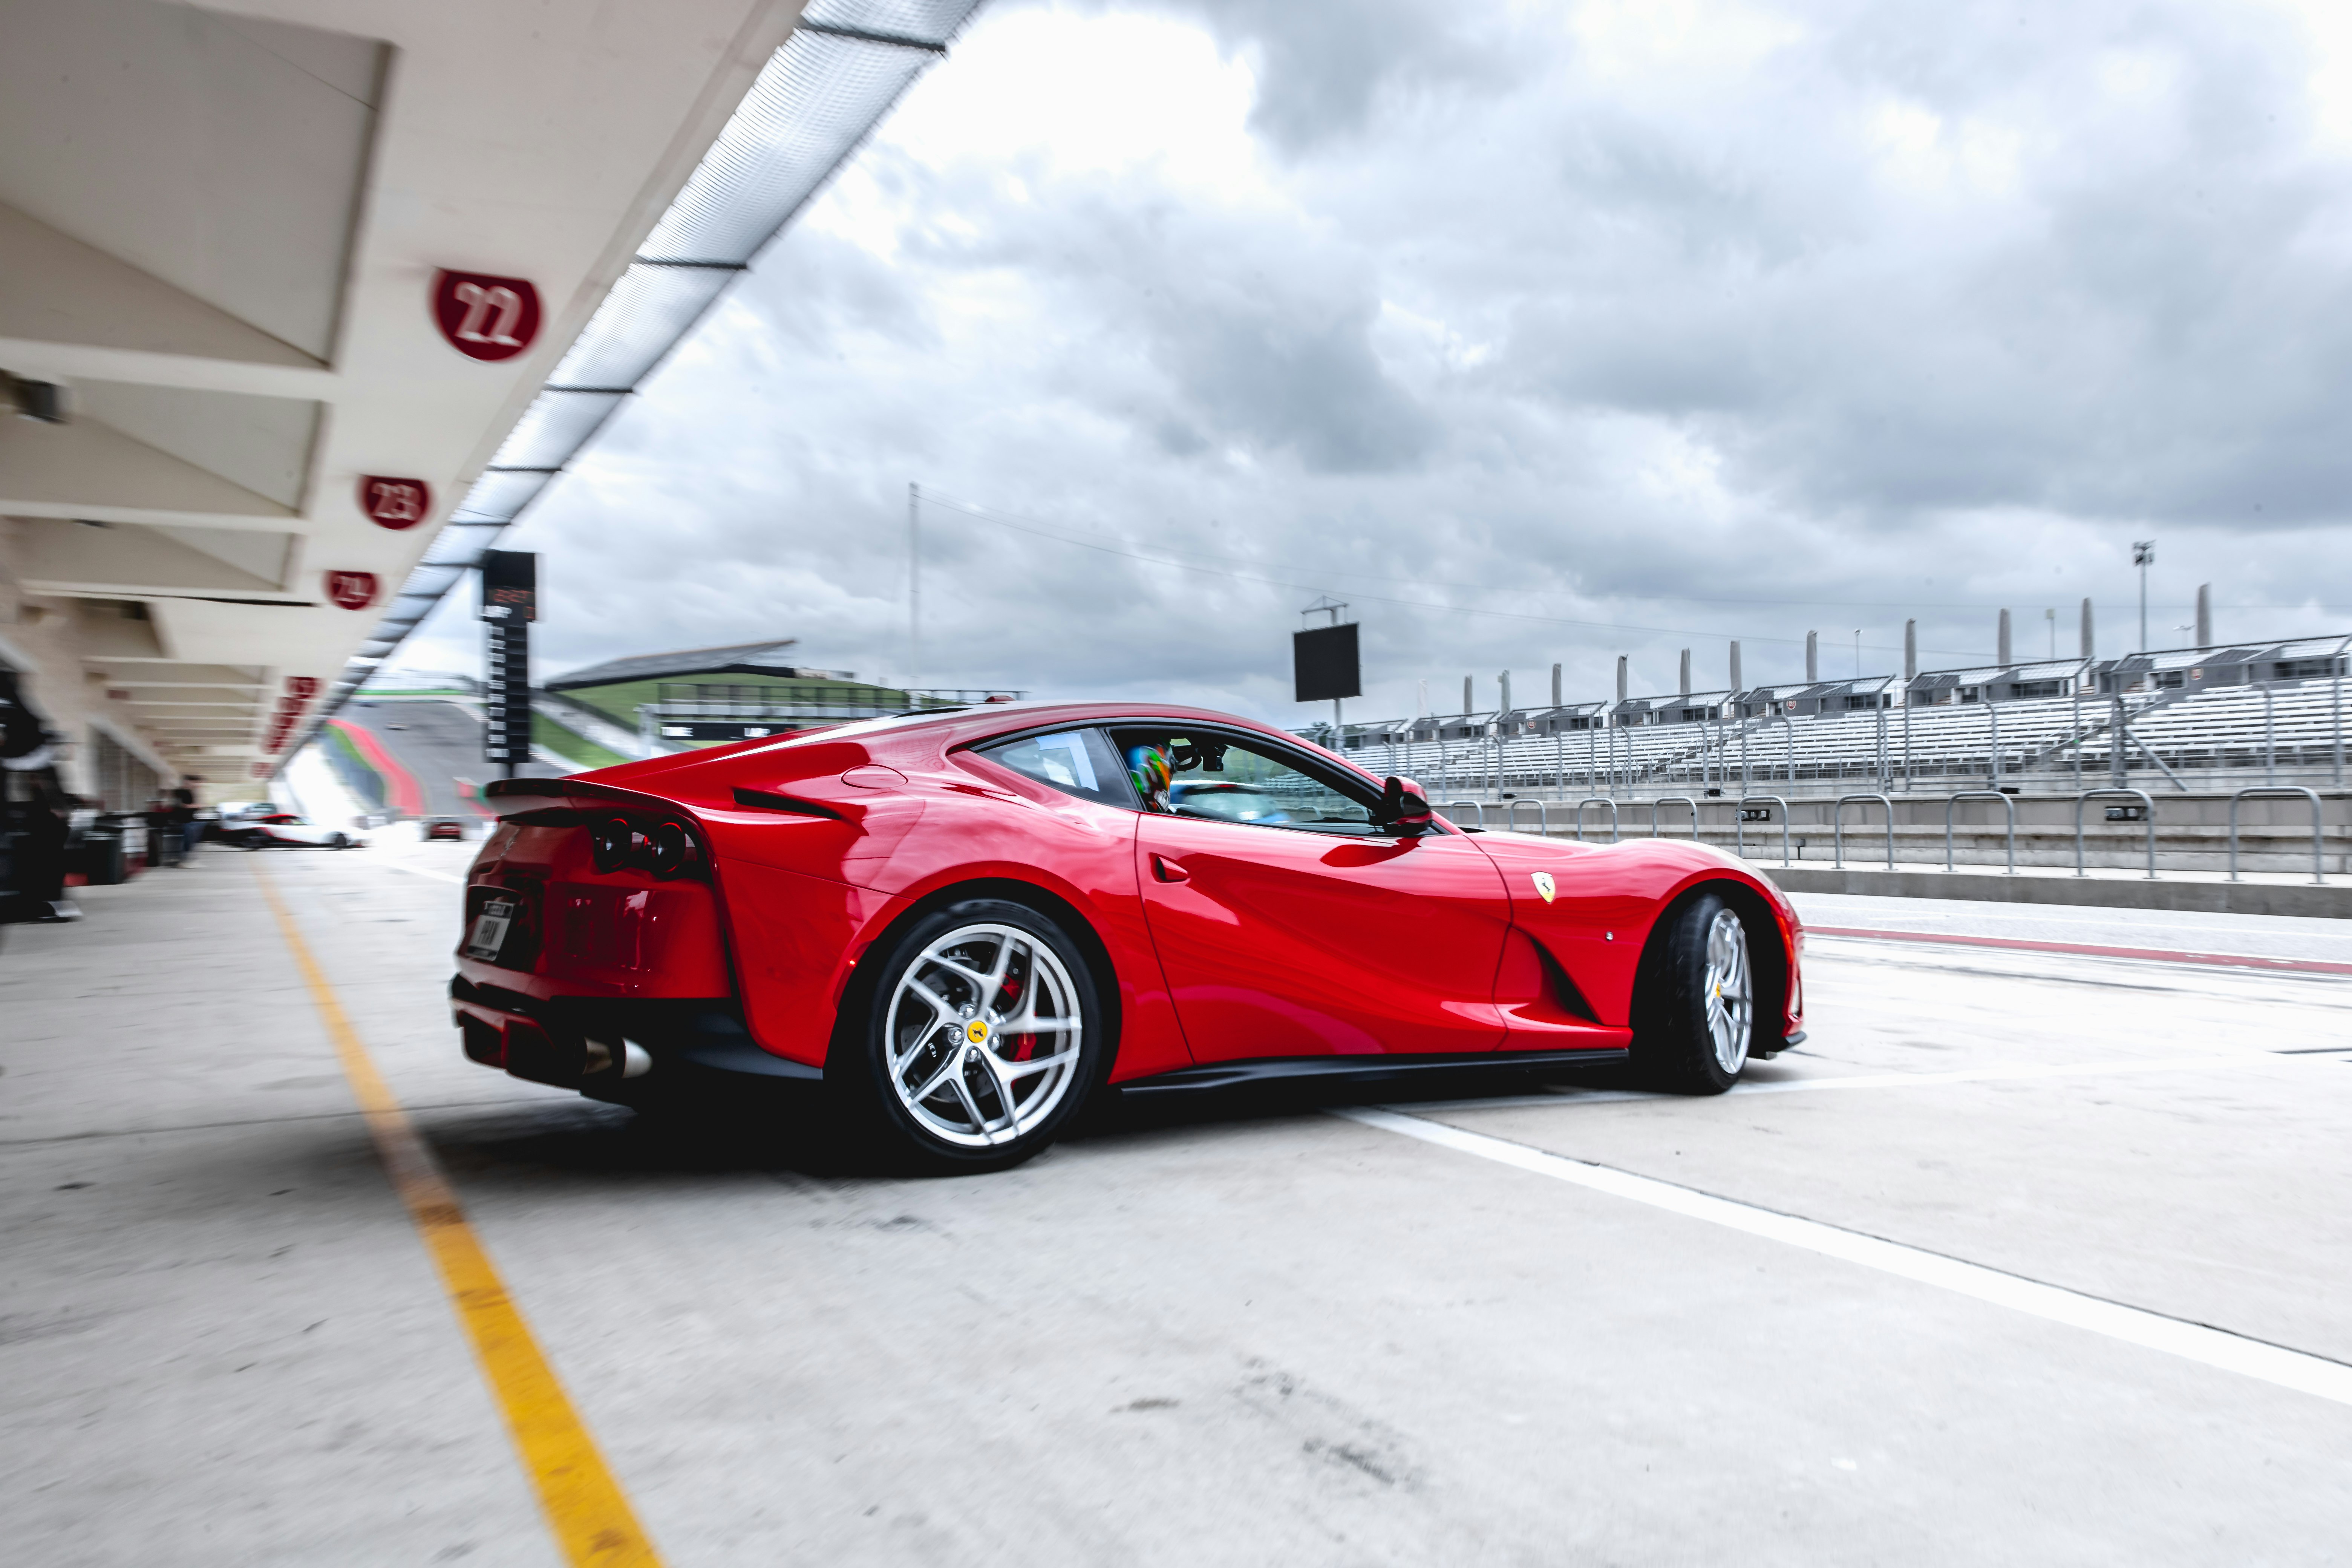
[338,697,563,819]
[5,851,2350,1565]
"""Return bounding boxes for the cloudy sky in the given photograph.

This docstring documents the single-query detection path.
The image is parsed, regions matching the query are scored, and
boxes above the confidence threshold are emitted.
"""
[397,0,2352,722]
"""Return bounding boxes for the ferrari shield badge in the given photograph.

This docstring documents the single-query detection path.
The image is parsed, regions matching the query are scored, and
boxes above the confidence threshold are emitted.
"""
[1531,871,1556,904]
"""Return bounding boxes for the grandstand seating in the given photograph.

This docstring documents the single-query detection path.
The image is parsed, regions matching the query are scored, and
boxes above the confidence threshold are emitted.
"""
[1324,673,2352,798]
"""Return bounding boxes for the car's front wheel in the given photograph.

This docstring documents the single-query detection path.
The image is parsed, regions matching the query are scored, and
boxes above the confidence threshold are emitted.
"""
[328,833,350,850]
[834,899,1106,1173]
[1632,890,1755,1095]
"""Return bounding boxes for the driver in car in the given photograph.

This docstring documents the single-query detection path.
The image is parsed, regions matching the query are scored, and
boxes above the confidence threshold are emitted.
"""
[1127,743,1173,812]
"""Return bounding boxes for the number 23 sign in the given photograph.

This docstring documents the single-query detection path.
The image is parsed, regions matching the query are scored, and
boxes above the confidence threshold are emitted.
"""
[432,270,541,362]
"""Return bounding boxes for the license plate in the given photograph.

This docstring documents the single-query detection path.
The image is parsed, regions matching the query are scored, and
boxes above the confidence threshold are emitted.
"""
[464,899,516,962]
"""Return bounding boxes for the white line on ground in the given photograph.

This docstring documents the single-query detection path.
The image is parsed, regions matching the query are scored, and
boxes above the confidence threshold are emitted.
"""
[1338,1107,2352,1409]
[375,859,466,885]
[1383,1050,2331,1114]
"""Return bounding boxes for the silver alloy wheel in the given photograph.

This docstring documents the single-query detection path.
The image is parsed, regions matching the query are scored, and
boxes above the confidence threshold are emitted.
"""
[882,921,1085,1148]
[1703,906,1753,1075]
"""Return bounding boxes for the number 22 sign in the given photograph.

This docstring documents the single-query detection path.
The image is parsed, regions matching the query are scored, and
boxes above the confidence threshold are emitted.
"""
[432,270,541,362]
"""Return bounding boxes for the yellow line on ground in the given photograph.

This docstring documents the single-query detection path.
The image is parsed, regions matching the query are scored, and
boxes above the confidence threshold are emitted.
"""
[254,864,665,1568]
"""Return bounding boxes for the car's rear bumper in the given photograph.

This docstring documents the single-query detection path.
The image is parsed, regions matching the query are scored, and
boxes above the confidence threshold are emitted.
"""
[450,975,821,1096]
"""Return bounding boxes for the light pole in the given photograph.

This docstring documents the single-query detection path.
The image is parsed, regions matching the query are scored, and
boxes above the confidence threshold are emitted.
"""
[1853,628,1862,679]
[2133,540,2154,651]
[2045,607,2056,659]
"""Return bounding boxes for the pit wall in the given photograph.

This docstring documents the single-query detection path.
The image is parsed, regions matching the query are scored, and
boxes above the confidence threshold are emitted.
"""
[1450,791,2352,879]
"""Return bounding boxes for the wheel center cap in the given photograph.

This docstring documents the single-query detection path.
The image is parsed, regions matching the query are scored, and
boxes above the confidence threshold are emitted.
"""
[964,1019,991,1046]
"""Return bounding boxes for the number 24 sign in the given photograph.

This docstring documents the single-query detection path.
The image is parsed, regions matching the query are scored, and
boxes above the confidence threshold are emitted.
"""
[432,270,541,362]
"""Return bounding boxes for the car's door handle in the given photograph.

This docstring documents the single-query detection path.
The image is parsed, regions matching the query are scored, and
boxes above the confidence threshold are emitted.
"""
[1150,853,1190,884]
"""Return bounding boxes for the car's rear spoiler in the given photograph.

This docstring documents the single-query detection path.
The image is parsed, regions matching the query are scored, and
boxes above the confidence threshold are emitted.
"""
[481,776,687,821]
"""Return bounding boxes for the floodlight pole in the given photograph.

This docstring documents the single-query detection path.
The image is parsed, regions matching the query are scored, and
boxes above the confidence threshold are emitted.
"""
[2133,540,2154,653]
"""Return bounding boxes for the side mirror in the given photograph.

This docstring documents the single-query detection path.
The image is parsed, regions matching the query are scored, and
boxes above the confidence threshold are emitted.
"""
[1373,775,1433,832]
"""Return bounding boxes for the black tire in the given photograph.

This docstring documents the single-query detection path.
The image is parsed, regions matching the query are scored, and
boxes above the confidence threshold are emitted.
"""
[1630,890,1755,1095]
[829,898,1109,1174]
[329,833,350,850]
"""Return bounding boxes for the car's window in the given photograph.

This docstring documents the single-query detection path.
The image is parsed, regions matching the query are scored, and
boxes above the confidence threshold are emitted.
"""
[1109,729,1378,836]
[976,728,1136,808]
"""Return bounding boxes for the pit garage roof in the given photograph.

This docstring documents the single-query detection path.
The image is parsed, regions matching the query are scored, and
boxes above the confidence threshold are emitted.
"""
[0,0,982,786]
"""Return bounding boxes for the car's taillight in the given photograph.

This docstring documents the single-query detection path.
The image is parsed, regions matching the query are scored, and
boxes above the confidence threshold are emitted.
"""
[590,816,640,873]
[588,814,703,879]
[646,820,699,878]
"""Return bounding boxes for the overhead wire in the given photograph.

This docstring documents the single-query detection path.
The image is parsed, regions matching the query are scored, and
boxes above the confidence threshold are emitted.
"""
[914,490,1992,660]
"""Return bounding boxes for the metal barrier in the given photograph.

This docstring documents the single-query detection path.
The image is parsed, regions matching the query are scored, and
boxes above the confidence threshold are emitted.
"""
[1574,796,1619,843]
[1651,795,1699,839]
[2228,786,2325,884]
[1944,790,2017,874]
[1735,795,1791,867]
[1506,798,1549,836]
[2074,788,2157,879]
[1833,792,1895,870]
[1441,799,1486,828]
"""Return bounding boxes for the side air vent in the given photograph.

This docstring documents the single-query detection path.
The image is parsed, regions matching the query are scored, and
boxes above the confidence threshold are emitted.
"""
[730,788,843,819]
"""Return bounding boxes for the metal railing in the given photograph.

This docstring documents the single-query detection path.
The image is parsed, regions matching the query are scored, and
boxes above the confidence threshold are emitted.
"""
[2229,786,2325,884]
[1506,799,1549,835]
[1944,790,2017,874]
[1833,792,1894,870]
[2075,788,2158,879]
[1441,799,1486,828]
[1574,797,1619,843]
[1735,795,1792,867]
[1651,796,1699,839]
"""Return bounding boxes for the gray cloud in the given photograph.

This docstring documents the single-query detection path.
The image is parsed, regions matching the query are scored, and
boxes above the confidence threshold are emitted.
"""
[403,0,2352,718]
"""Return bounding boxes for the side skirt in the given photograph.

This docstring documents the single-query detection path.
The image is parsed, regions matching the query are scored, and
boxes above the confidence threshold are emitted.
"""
[1117,1049,1630,1096]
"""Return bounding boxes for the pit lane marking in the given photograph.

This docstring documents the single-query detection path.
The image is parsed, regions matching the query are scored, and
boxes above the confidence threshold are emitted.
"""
[375,858,466,884]
[255,864,665,1567]
[1340,1107,2352,1409]
[1385,1048,2335,1113]
[1805,925,2352,977]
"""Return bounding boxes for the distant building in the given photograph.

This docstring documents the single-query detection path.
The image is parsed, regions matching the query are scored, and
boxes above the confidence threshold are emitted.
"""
[544,638,1020,747]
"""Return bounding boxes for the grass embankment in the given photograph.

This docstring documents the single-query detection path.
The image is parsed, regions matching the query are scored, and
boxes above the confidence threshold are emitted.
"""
[324,721,389,810]
[533,712,630,773]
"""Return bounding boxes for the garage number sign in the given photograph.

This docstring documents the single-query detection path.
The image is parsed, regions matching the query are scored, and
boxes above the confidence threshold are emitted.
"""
[359,476,432,530]
[432,270,541,361]
[325,570,380,611]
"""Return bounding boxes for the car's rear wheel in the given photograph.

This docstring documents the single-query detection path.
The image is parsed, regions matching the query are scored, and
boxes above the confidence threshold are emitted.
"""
[329,833,350,850]
[835,899,1104,1173]
[1632,890,1754,1095]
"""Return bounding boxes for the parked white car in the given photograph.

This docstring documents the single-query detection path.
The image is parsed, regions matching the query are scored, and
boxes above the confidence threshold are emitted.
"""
[231,812,365,850]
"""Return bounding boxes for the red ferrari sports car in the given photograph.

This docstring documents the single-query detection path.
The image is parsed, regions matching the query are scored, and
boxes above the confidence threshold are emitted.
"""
[452,702,1804,1171]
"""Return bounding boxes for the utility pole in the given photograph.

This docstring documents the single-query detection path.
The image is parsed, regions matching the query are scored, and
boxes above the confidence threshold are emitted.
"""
[1853,628,1862,679]
[908,482,921,694]
[2133,540,2154,652]
[2046,607,2056,659]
